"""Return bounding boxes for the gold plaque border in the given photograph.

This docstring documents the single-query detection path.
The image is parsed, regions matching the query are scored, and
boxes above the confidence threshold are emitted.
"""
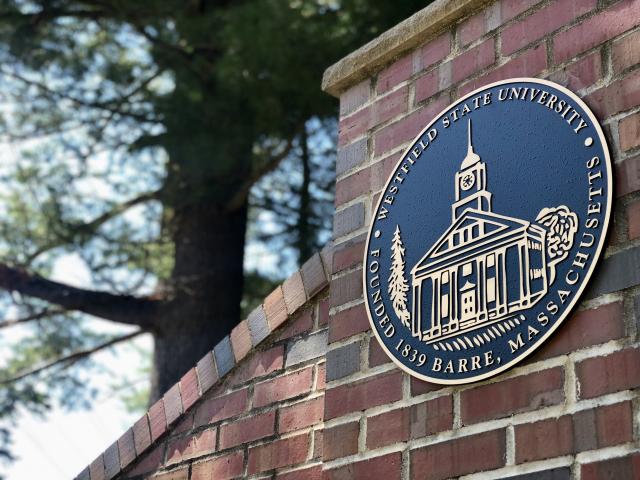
[362,77,613,385]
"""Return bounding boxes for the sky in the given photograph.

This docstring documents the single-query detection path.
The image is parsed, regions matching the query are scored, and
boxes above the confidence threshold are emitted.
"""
[1,254,152,480]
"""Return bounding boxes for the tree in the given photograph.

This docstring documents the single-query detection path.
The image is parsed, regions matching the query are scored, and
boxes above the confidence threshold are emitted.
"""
[0,0,427,465]
[389,225,410,326]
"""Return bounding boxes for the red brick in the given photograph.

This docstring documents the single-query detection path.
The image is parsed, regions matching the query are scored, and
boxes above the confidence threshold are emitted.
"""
[581,453,640,480]
[416,33,451,73]
[500,0,541,22]
[585,68,640,120]
[340,80,370,118]
[265,286,288,330]
[89,455,105,480]
[459,43,547,96]
[329,268,363,308]
[196,351,218,394]
[323,421,359,461]
[554,0,640,64]
[451,38,496,85]
[166,428,217,465]
[576,346,640,399]
[374,96,449,156]
[370,152,400,192]
[279,397,324,433]
[378,55,413,94]
[132,415,151,455]
[126,444,163,477]
[173,413,193,435]
[254,367,313,407]
[180,368,200,412]
[502,0,596,56]
[369,338,392,367]
[410,430,506,480]
[325,452,402,480]
[301,252,327,298]
[316,362,326,390]
[367,408,409,449]
[620,112,640,152]
[117,429,136,469]
[336,167,371,205]
[328,303,369,343]
[515,414,574,463]
[459,11,486,47]
[230,319,252,362]
[332,236,365,273]
[616,153,640,197]
[219,411,275,449]
[313,429,323,459]
[373,87,409,126]
[276,465,322,480]
[461,367,564,425]
[164,383,182,426]
[154,468,188,480]
[283,271,307,314]
[231,345,284,387]
[194,388,248,427]
[613,29,640,74]
[415,69,439,104]
[148,399,167,442]
[628,199,640,240]
[531,302,625,362]
[589,401,634,448]
[556,50,602,93]
[325,371,403,420]
[339,106,371,146]
[275,309,313,341]
[340,87,409,147]
[515,401,634,463]
[410,395,454,438]
[191,451,244,480]
[247,433,309,474]
[411,377,444,396]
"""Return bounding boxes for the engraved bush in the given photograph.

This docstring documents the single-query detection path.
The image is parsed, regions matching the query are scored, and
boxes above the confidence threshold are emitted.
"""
[536,205,578,284]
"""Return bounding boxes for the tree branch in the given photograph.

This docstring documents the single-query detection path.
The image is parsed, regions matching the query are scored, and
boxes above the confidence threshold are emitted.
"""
[1,330,143,385]
[0,307,67,329]
[226,131,300,212]
[26,189,162,263]
[0,265,160,328]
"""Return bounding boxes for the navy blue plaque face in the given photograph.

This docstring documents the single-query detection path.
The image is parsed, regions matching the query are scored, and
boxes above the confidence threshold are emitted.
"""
[363,78,612,384]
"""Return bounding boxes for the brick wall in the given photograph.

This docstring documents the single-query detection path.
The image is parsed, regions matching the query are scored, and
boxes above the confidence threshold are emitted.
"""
[115,296,329,480]
[325,0,640,478]
[78,0,640,479]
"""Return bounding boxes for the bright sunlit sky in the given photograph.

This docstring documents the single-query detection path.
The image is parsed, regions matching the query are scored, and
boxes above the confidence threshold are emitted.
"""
[2,254,150,480]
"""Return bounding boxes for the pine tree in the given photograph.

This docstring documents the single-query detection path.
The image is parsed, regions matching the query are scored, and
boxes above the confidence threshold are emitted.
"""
[389,225,410,326]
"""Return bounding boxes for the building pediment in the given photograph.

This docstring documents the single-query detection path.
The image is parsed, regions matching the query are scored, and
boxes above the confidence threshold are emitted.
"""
[411,209,531,276]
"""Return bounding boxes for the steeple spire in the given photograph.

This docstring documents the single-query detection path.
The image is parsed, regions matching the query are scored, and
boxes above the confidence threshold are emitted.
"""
[461,119,481,168]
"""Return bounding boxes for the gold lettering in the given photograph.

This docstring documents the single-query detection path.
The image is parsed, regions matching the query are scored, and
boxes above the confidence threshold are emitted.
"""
[509,334,525,353]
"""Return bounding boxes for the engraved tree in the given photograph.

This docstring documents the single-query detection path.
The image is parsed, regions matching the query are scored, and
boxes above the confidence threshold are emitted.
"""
[389,225,411,326]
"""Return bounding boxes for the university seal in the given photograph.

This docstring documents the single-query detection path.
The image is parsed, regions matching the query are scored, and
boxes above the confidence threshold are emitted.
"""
[363,78,612,384]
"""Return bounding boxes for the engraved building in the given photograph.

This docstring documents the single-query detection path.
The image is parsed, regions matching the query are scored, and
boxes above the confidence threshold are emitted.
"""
[410,121,549,343]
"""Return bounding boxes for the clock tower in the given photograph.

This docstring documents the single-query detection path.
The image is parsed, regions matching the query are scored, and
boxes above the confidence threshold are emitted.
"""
[452,120,493,221]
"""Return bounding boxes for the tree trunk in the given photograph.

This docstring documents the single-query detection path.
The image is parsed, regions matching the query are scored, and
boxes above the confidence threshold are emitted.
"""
[296,127,314,263]
[149,199,247,402]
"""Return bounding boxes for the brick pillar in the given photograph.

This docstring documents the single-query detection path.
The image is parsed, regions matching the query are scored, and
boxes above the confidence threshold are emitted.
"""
[322,0,640,478]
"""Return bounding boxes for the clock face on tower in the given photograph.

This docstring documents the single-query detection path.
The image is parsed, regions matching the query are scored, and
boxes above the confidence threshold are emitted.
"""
[460,173,475,190]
